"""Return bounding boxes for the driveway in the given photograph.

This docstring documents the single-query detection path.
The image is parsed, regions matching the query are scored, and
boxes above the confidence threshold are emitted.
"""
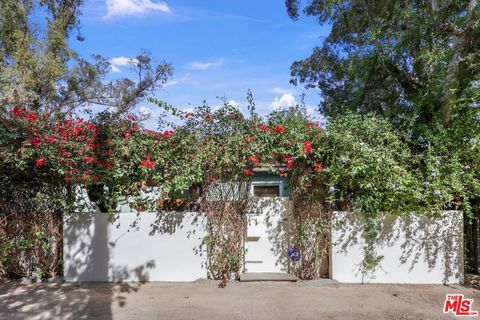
[0,280,478,319]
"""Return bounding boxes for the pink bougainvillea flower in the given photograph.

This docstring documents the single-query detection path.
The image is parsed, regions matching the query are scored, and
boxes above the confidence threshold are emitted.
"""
[314,162,324,172]
[275,124,286,133]
[68,161,74,166]
[184,112,194,118]
[246,136,254,143]
[244,169,254,175]
[127,115,137,122]
[45,136,55,143]
[140,156,155,169]
[304,141,312,154]
[105,149,114,156]
[35,157,47,167]
[248,155,261,166]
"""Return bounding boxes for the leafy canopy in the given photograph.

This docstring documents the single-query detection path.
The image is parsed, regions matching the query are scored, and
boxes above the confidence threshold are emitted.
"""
[286,0,480,127]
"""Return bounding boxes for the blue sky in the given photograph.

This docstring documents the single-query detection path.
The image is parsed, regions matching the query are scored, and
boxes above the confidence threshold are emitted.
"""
[74,0,331,128]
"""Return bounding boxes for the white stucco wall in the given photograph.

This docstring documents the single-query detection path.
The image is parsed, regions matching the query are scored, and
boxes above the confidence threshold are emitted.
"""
[331,211,463,284]
[63,212,207,282]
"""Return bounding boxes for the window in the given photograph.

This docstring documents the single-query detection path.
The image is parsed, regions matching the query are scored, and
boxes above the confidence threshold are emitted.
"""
[253,185,280,197]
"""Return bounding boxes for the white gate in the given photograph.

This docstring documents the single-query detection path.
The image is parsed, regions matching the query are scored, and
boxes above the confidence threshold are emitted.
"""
[244,195,290,273]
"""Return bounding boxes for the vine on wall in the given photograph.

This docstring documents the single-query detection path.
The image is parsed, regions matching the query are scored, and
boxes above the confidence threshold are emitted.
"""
[1,97,478,280]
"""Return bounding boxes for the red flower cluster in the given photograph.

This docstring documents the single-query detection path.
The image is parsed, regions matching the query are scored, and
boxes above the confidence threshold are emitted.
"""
[35,157,47,167]
[84,156,97,164]
[244,169,254,175]
[140,156,155,169]
[25,113,38,122]
[274,124,286,133]
[248,155,261,166]
[284,156,295,169]
[11,107,40,122]
[162,130,175,137]
[246,136,254,143]
[306,122,319,129]
[30,137,42,149]
[304,141,312,154]
[314,162,324,172]
[12,107,23,117]
[258,123,269,131]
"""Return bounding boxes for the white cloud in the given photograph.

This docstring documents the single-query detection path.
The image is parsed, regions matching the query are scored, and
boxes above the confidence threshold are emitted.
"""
[163,80,178,87]
[111,56,137,66]
[227,100,239,108]
[163,74,189,87]
[271,87,290,95]
[110,65,121,73]
[105,0,170,18]
[306,106,316,116]
[138,106,152,117]
[187,59,224,70]
[270,92,296,109]
[109,56,138,73]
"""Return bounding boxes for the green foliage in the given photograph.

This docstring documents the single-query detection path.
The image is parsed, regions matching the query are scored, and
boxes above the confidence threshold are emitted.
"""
[324,113,428,215]
[286,0,480,127]
[1,98,472,279]
[287,0,480,273]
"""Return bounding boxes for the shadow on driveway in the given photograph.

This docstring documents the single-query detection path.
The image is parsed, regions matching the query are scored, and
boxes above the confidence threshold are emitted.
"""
[1,281,479,320]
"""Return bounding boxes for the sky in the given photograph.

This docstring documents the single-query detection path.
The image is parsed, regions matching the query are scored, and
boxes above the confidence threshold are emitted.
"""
[73,0,331,128]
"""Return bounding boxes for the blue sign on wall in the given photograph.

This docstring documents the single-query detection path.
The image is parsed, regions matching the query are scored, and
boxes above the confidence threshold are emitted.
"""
[288,247,301,262]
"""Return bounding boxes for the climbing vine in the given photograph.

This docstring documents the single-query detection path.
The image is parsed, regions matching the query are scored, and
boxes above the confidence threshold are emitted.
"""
[1,95,478,280]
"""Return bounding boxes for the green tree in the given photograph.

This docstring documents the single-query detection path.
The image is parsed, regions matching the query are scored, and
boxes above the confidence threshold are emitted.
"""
[287,0,480,272]
[286,0,479,126]
[0,0,172,115]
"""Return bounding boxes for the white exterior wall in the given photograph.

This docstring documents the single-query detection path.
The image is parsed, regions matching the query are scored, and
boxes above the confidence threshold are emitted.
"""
[63,212,207,282]
[331,211,463,284]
